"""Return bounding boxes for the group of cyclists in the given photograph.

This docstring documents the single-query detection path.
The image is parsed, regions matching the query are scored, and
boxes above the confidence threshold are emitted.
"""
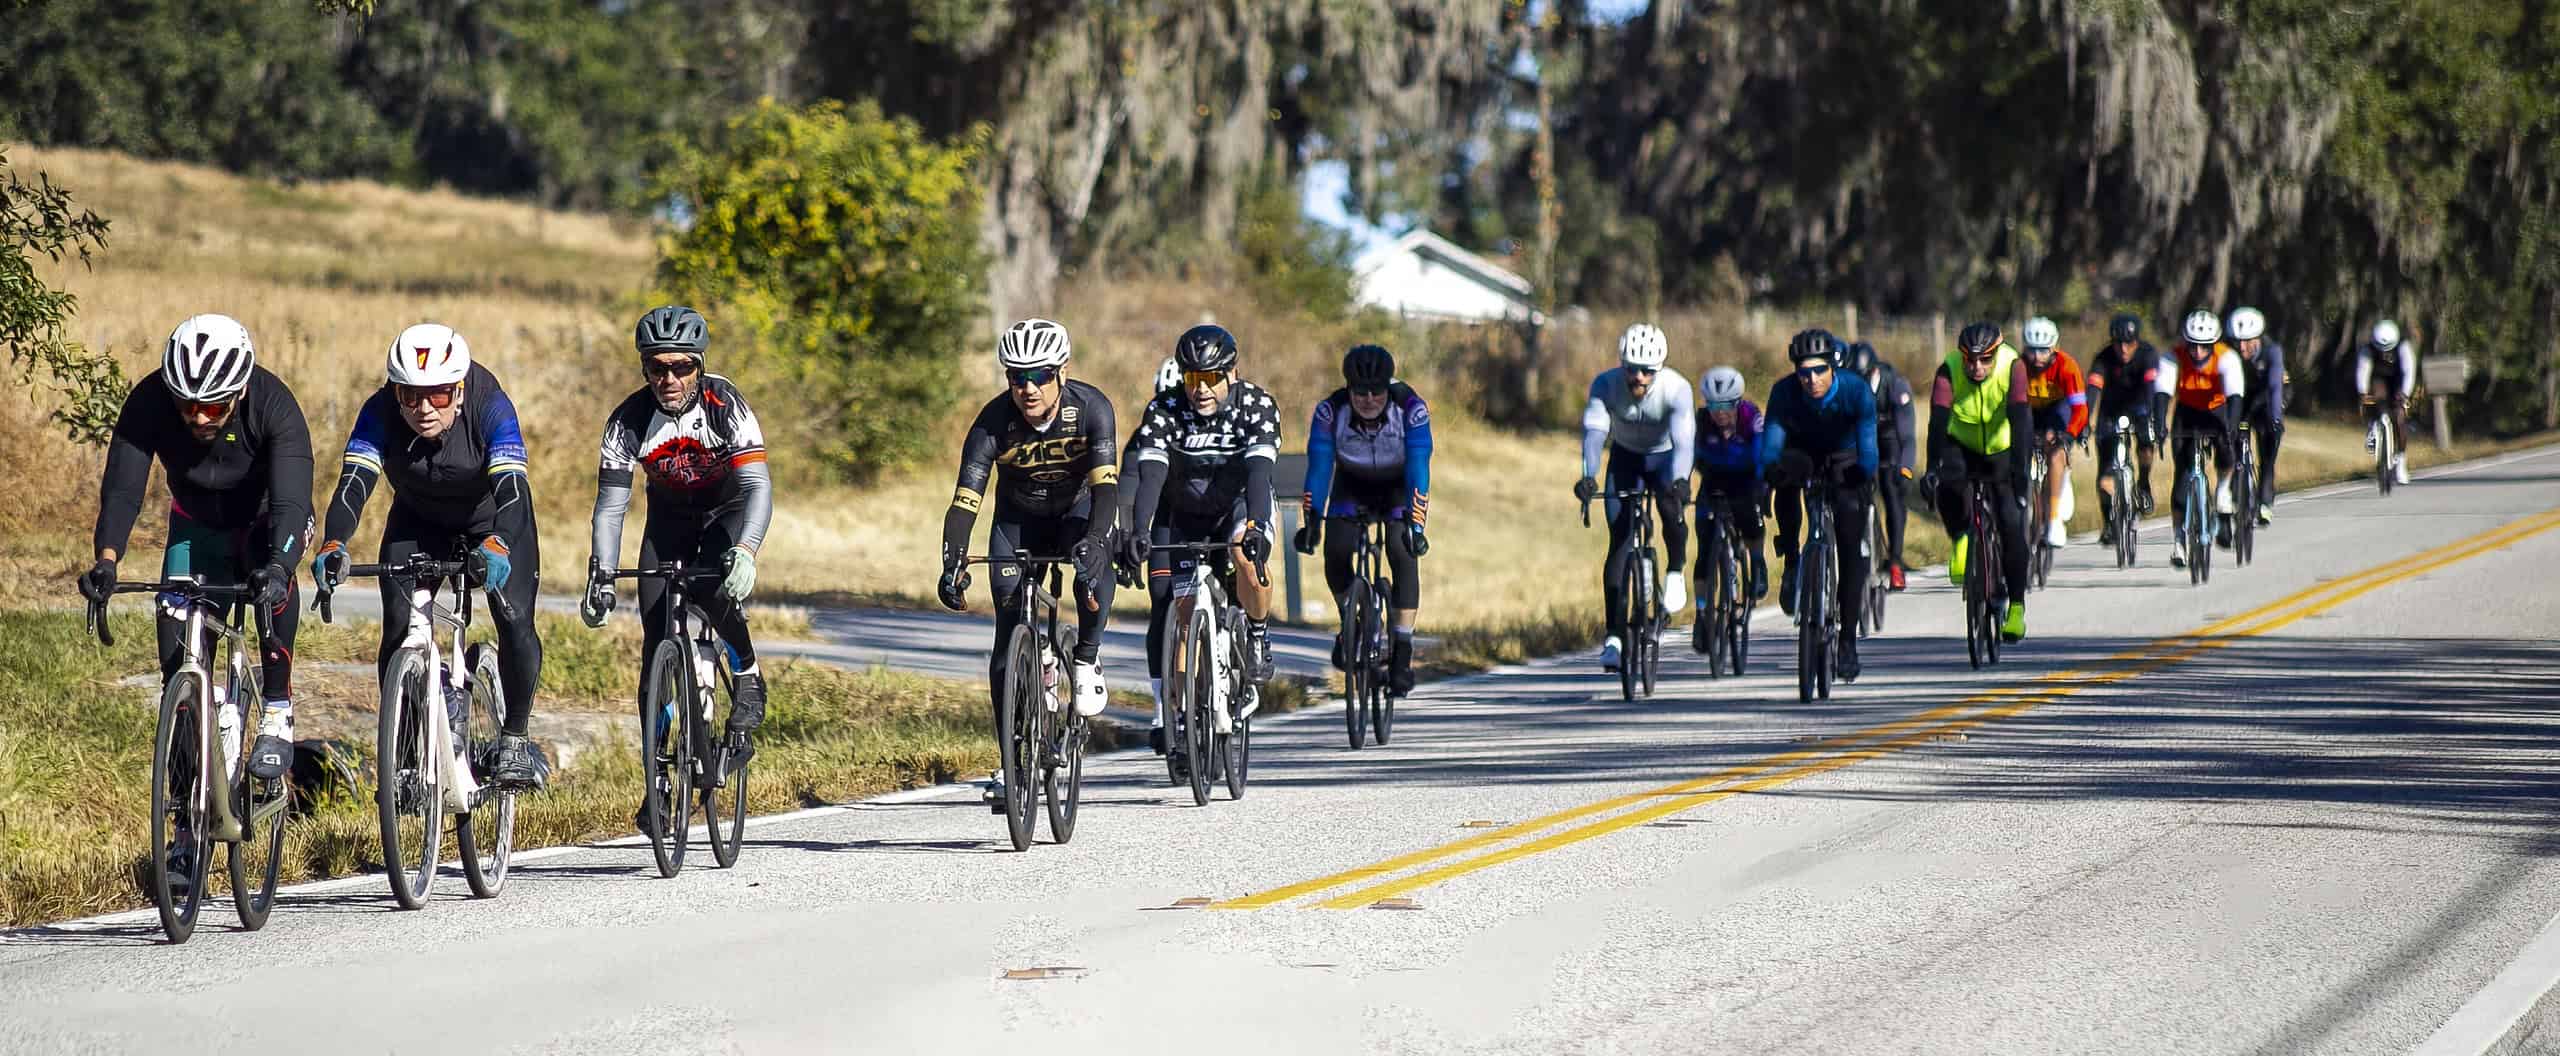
[77,298,2419,878]
[1575,307,2420,675]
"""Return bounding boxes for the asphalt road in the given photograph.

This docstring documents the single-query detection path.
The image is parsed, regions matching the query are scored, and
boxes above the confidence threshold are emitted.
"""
[8,446,2560,1055]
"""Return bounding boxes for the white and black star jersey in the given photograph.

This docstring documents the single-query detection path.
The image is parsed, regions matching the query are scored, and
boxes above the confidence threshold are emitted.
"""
[1130,381,1281,517]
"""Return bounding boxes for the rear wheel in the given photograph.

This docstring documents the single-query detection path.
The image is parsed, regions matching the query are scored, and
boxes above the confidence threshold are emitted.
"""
[228,664,284,931]
[1638,550,1660,699]
[149,672,210,943]
[2234,461,2257,567]
[1367,592,1395,746]
[702,645,748,867]
[998,626,1040,851]
[1703,540,1730,676]
[377,650,443,909]
[640,639,692,877]
[1224,640,1253,800]
[456,644,514,897]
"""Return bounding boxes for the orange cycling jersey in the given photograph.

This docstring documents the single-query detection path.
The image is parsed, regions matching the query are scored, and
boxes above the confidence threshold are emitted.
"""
[2171,342,2240,413]
[2022,347,2089,437]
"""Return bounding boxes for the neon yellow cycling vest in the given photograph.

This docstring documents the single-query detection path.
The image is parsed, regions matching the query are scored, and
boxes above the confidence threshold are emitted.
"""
[1944,342,2019,456]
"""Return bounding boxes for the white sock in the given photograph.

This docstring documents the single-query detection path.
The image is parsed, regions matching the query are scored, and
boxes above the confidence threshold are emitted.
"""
[259,698,293,736]
[1150,677,1164,725]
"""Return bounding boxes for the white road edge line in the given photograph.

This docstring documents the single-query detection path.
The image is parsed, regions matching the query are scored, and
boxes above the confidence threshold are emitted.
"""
[2410,908,2560,1056]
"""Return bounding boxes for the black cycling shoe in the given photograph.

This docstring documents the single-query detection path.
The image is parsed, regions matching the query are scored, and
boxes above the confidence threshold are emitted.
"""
[706,731,752,788]
[1778,558,1800,617]
[982,777,1007,814]
[1148,726,1167,756]
[1836,636,1861,683]
[1388,636,1415,695]
[1330,631,1351,672]
[1749,553,1770,600]
[490,733,551,791]
[727,672,767,736]
[1247,625,1275,683]
[247,734,293,782]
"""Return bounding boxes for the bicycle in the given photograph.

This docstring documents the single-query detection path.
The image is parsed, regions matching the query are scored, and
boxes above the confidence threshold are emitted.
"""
[2024,436,2055,592]
[2170,428,2218,586]
[85,577,287,943]
[603,562,751,876]
[1149,540,1263,806]
[318,549,521,907]
[1583,488,1664,701]
[2231,422,2258,567]
[2102,416,2140,570]
[1961,475,2007,670]
[2365,396,2400,497]
[1691,492,1752,678]
[1334,514,1397,750]
[959,552,1091,851]
[1792,472,1846,703]
[1863,488,1890,637]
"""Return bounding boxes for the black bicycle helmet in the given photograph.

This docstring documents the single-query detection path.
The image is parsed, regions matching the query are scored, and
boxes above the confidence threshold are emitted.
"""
[1342,344,1394,389]
[1174,324,1239,374]
[1957,322,2001,356]
[1787,328,1837,365]
[2109,313,2140,343]
[1842,341,1878,376]
[635,305,709,359]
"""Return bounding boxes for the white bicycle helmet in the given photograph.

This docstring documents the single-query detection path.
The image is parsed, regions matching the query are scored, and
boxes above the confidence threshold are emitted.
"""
[1154,356,1181,393]
[1702,366,1746,406]
[2371,319,2402,351]
[2182,309,2222,346]
[997,318,1071,370]
[1619,323,1668,369]
[162,313,257,402]
[386,323,471,387]
[2022,316,2060,351]
[2226,307,2266,342]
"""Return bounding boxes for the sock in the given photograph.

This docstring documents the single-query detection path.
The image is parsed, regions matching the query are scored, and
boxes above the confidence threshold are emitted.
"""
[1392,626,1414,643]
[260,697,294,734]
[1248,617,1268,635]
[1150,677,1164,726]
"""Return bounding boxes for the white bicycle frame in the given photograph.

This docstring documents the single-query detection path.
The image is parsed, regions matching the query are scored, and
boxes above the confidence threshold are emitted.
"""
[157,581,252,834]
[392,578,476,805]
[1168,561,1260,734]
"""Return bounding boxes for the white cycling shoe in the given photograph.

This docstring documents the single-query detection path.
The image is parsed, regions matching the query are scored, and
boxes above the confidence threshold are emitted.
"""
[1072,661,1108,717]
[2045,517,2068,548]
[1660,572,1686,613]
[1599,636,1624,672]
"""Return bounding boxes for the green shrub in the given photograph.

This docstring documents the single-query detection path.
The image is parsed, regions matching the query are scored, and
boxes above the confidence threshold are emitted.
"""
[651,99,990,482]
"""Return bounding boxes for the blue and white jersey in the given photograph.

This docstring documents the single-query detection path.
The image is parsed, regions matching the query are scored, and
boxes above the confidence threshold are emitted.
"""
[1303,382,1434,522]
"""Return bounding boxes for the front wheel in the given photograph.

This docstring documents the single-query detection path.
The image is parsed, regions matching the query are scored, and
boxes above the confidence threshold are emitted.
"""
[149,672,211,943]
[1046,666,1087,841]
[377,650,444,909]
[1181,605,1216,806]
[456,643,514,897]
[227,665,284,931]
[703,647,748,868]
[1797,544,1828,703]
[998,626,1041,851]
[1964,522,1990,670]
[1342,581,1373,750]
[1619,555,1648,703]
[640,639,693,877]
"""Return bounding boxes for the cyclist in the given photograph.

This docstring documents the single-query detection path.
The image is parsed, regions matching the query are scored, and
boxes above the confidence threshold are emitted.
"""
[2019,316,2090,551]
[2086,313,2162,542]
[2357,319,2415,486]
[312,323,548,794]
[938,319,1119,809]
[1575,322,1695,672]
[2226,307,2286,523]
[1762,331,1879,679]
[1293,344,1432,695]
[580,306,772,790]
[2155,309,2247,567]
[1926,322,2033,642]
[81,314,314,872]
[1843,342,1915,591]
[1691,365,1768,617]
[1122,324,1282,766]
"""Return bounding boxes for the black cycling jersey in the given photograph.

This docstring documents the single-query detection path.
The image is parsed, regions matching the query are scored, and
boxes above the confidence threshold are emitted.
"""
[2088,341,2162,418]
[1128,382,1282,530]
[592,373,774,564]
[324,362,535,547]
[942,379,1120,559]
[96,366,314,563]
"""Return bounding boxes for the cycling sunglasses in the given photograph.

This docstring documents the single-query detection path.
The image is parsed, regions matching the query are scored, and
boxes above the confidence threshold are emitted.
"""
[644,359,700,381]
[1796,361,1834,378]
[1349,383,1389,398]
[177,397,234,421]
[1625,365,1659,378]
[1005,366,1061,388]
[1706,399,1740,413]
[394,384,459,409]
[1183,369,1229,389]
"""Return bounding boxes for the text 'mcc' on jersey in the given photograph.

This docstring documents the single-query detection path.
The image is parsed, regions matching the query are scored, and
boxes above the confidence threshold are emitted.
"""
[951,379,1120,519]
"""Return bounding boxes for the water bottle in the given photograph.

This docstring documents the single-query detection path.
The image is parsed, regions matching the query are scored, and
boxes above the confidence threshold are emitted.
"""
[212,685,240,768]
[1039,645,1062,713]
[442,663,469,734]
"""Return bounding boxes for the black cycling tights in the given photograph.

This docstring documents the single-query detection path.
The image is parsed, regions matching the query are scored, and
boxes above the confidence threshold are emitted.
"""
[1321,516,1419,611]
[1879,476,1909,566]
[375,509,544,736]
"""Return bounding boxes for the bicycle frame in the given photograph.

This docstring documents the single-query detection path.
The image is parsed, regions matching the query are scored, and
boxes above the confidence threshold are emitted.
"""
[94,578,262,831]
[1152,542,1261,734]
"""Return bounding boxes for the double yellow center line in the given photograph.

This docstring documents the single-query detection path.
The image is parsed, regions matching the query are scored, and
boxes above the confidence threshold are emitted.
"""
[1217,505,2560,911]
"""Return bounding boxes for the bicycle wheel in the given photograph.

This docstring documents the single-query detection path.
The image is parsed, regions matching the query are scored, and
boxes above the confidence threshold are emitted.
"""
[1342,580,1371,750]
[229,668,286,931]
[1224,711,1251,800]
[1638,550,1660,699]
[2233,462,2256,567]
[1047,698,1088,839]
[1703,541,1730,675]
[1865,509,1888,636]
[2377,421,2395,496]
[1225,624,1255,798]
[702,644,748,868]
[149,671,210,943]
[1797,541,1826,703]
[640,639,692,877]
[456,644,514,897]
[1729,539,1752,676]
[376,650,443,909]
[1619,554,1646,702]
[1368,589,1395,746]
[997,626,1040,850]
[1964,520,1990,670]
[1181,605,1215,807]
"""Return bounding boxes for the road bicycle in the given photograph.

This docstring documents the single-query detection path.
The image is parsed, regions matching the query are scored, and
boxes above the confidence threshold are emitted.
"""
[1793,472,1847,703]
[2102,416,2141,569]
[319,548,520,907]
[1150,540,1263,806]
[2023,437,2052,592]
[86,576,287,943]
[2170,429,2220,586]
[1961,475,2007,670]
[1691,492,1752,678]
[1335,513,1396,749]
[2365,395,2400,497]
[960,552,1091,851]
[1583,487,1664,701]
[2231,422,2258,567]
[1863,486,1890,637]
[604,562,751,876]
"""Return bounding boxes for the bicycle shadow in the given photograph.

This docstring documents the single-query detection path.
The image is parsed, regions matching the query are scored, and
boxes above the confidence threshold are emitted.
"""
[0,922,174,948]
